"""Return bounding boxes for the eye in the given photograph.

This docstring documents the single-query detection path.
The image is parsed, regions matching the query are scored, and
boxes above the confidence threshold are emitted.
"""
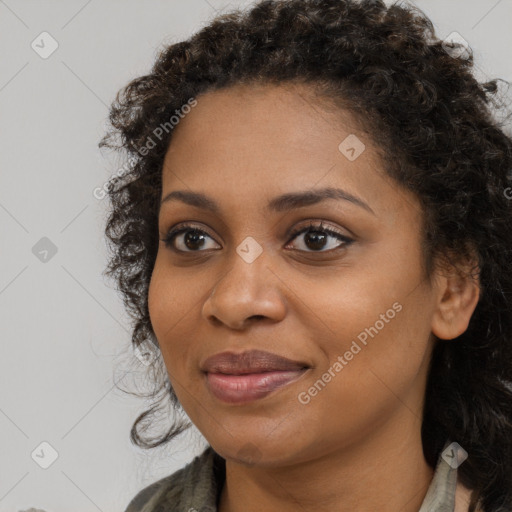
[285,221,354,253]
[161,222,220,252]
[161,220,354,254]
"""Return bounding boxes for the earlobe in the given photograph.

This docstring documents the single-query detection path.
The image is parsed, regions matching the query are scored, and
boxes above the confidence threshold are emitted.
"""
[431,265,480,341]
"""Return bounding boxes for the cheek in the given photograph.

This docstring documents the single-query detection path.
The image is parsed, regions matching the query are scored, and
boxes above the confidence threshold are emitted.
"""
[148,252,201,333]
[147,255,217,404]
[290,292,433,451]
[328,288,432,387]
[299,251,433,400]
[147,261,172,339]
[147,259,195,366]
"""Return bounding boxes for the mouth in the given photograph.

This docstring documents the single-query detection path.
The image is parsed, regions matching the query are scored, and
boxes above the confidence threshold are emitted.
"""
[205,369,309,404]
[201,349,311,404]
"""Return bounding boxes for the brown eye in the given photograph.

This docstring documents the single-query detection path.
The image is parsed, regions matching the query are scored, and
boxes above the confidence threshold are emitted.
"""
[162,224,221,252]
[285,221,354,253]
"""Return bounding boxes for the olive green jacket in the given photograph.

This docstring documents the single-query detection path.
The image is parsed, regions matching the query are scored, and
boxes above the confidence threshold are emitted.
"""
[124,441,478,512]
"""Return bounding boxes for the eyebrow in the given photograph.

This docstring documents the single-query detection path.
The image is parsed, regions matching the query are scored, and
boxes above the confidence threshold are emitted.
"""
[160,187,375,216]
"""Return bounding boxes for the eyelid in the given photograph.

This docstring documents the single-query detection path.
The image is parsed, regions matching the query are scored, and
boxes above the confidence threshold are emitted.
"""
[161,219,354,253]
[161,222,221,251]
[284,220,354,252]
[285,219,353,242]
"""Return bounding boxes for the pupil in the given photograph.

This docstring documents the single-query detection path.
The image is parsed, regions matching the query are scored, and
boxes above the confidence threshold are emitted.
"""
[185,230,205,250]
[305,231,326,250]
[182,229,329,251]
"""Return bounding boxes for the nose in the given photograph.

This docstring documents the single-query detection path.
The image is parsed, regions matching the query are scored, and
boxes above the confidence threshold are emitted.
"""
[201,250,287,330]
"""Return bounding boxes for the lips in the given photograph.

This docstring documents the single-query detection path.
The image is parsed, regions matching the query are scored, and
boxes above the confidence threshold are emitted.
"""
[201,349,310,404]
[201,349,309,374]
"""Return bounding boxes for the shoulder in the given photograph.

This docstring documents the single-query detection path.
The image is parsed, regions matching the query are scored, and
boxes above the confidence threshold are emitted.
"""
[123,446,222,512]
[123,475,172,512]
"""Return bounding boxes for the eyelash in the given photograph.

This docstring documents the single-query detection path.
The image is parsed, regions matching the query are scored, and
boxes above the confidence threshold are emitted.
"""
[161,221,354,254]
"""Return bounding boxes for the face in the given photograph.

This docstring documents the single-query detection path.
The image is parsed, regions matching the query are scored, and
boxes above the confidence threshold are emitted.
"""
[148,82,440,467]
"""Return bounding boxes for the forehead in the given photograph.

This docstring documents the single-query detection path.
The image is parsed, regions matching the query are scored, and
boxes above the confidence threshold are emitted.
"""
[165,82,366,158]
[160,83,416,222]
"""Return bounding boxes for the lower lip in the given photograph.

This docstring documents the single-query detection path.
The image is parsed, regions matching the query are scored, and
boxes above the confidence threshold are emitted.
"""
[205,369,308,404]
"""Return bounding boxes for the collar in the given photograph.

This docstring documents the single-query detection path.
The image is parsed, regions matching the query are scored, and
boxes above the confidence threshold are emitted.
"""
[136,440,460,511]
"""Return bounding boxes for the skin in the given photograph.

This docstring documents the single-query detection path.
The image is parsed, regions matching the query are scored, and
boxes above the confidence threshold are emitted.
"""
[148,82,480,512]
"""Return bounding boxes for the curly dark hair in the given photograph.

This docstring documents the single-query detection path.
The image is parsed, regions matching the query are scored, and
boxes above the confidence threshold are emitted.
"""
[98,0,512,510]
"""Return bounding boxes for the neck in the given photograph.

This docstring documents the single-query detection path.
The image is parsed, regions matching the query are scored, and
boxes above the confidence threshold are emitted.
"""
[218,413,434,512]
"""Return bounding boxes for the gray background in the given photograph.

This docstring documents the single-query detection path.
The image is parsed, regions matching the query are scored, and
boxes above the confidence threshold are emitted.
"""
[1,0,511,510]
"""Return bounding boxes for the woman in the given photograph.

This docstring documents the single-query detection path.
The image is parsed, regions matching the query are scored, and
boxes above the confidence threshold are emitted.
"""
[99,0,512,510]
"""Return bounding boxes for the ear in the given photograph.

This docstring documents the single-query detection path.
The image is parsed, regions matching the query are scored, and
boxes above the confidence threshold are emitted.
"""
[431,259,480,341]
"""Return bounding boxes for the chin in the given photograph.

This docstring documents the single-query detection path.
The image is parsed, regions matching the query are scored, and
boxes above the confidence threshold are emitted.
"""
[207,429,309,468]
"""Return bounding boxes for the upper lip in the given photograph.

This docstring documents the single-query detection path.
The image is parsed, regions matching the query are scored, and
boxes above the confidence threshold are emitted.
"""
[201,349,310,375]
